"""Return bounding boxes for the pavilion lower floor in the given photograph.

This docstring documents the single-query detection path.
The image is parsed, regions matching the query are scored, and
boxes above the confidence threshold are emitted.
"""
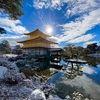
[22,47,62,57]
[22,47,50,56]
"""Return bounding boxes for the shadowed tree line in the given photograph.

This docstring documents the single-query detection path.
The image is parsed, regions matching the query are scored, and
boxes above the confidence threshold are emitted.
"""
[0,40,11,54]
[12,45,22,55]
[83,56,100,67]
[0,40,22,55]
[63,43,100,59]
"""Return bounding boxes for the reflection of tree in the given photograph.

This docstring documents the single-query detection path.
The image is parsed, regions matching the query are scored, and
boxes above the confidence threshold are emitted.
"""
[83,56,100,67]
[22,68,55,78]
[64,63,83,79]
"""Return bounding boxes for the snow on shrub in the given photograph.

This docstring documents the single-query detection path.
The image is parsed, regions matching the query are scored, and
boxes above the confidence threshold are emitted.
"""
[29,89,46,100]
[0,66,8,79]
[3,67,25,84]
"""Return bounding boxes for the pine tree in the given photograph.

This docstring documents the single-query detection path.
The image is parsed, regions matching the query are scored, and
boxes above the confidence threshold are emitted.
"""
[0,40,11,54]
[0,0,24,19]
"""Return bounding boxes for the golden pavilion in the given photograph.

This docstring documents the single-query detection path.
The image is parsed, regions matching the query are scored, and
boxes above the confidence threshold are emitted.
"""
[18,29,58,55]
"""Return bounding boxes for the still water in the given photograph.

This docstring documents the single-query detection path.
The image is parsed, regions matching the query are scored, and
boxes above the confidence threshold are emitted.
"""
[49,57,100,100]
[22,56,100,99]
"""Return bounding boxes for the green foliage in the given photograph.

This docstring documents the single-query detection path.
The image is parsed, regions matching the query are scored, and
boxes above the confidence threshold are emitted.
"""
[12,45,22,55]
[83,56,100,67]
[82,48,91,55]
[63,43,100,58]
[63,44,84,59]
[0,0,24,19]
[73,46,84,58]
[83,43,100,55]
[16,52,39,71]
[0,40,11,54]
[21,69,51,77]
[87,43,98,53]
[64,44,75,58]
[97,46,100,53]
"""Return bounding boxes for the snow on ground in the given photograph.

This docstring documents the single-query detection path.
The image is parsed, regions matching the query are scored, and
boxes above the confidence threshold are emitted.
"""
[29,89,46,100]
[0,66,8,79]
[0,57,90,100]
[3,54,18,58]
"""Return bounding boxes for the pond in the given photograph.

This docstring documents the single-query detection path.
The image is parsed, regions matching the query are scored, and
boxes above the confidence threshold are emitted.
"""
[21,56,100,99]
[49,57,100,100]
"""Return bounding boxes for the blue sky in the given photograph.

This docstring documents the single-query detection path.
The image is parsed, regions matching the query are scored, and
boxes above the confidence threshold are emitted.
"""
[0,0,100,47]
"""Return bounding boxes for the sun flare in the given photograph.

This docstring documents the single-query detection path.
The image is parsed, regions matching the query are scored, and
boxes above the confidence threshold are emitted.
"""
[45,25,53,34]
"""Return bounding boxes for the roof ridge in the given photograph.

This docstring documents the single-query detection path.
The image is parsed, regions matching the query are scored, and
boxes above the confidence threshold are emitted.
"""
[24,29,51,37]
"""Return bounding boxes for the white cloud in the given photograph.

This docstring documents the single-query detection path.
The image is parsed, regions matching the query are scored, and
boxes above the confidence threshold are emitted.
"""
[51,0,62,10]
[33,0,50,9]
[48,36,60,43]
[0,17,29,34]
[82,65,97,74]
[59,9,100,42]
[33,1,46,9]
[66,0,100,17]
[33,0,64,10]
[33,0,100,15]
[68,34,96,43]
[0,14,29,46]
[0,35,28,46]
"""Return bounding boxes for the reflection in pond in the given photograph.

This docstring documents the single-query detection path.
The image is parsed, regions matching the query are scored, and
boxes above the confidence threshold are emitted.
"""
[19,56,100,100]
[54,73,100,99]
[63,63,83,79]
[22,68,57,78]
[55,82,92,99]
[49,57,100,100]
[83,56,100,67]
[21,60,58,77]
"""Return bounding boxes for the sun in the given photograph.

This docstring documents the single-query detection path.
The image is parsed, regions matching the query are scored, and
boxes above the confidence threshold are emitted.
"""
[45,25,53,34]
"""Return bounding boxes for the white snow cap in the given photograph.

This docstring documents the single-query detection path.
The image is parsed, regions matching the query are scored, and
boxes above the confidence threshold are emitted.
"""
[29,89,46,100]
